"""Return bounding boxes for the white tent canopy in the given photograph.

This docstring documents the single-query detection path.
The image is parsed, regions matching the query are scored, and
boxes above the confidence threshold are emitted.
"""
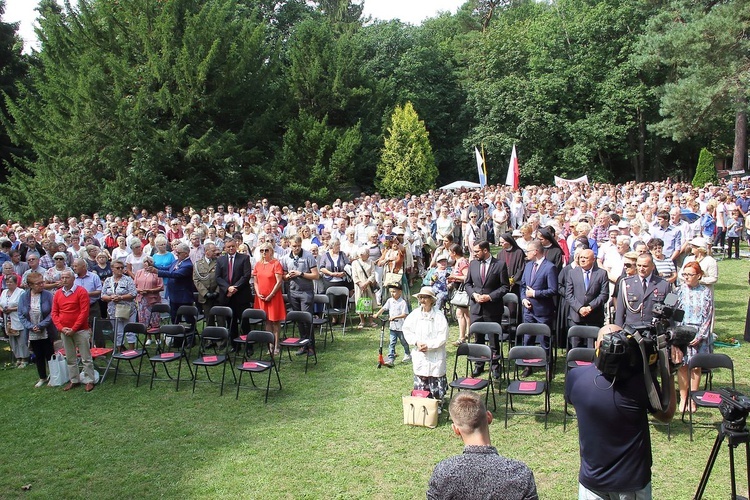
[439,180,482,190]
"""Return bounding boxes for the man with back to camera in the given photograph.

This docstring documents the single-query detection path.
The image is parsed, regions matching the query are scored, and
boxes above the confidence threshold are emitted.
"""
[565,324,676,499]
[427,391,538,500]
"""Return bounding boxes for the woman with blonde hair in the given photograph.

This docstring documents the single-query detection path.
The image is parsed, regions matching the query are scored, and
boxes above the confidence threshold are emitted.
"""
[252,242,285,353]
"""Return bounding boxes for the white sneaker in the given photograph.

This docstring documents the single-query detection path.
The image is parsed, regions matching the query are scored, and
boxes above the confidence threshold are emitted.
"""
[145,339,153,346]
[402,354,412,363]
[34,378,48,388]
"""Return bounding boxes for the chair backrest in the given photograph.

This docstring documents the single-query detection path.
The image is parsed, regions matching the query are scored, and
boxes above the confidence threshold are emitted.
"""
[208,306,233,321]
[326,286,349,299]
[200,326,230,343]
[151,303,170,315]
[469,322,503,337]
[688,353,734,372]
[241,308,267,321]
[313,294,330,306]
[286,311,313,324]
[567,325,600,341]
[160,324,185,337]
[503,293,520,323]
[566,347,595,364]
[508,345,547,362]
[247,330,275,347]
[175,305,199,318]
[457,342,492,359]
[123,322,148,336]
[516,323,551,338]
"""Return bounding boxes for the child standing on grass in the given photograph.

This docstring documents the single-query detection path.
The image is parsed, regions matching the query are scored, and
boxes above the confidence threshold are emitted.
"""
[373,283,410,367]
[726,208,743,259]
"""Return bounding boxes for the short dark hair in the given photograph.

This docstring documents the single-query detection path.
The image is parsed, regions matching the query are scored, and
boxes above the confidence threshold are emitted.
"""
[475,240,490,252]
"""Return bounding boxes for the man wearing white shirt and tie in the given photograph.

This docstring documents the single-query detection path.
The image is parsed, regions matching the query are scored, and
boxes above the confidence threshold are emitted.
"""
[564,250,609,347]
[216,240,252,340]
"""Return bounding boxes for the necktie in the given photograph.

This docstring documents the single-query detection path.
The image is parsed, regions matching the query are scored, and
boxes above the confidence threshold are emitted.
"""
[228,255,234,283]
[531,262,538,283]
[584,270,590,290]
[642,278,647,292]
[480,260,487,283]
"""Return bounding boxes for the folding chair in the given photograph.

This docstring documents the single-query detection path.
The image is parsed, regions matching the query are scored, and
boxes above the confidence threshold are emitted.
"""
[313,294,334,348]
[468,322,506,384]
[326,286,350,335]
[279,311,316,373]
[150,303,171,333]
[192,326,236,396]
[515,323,553,377]
[89,317,116,381]
[448,343,496,411]
[206,306,233,342]
[682,353,736,441]
[149,324,194,391]
[236,331,282,403]
[174,305,199,349]
[102,322,149,386]
[502,293,520,347]
[505,345,550,429]
[566,325,600,350]
[234,308,267,362]
[563,347,595,431]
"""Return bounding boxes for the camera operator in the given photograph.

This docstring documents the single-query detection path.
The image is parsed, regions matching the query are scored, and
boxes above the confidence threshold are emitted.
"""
[565,325,676,499]
[614,253,670,328]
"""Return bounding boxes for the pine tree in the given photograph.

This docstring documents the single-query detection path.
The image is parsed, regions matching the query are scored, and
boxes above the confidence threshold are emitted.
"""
[376,102,437,198]
[692,148,717,187]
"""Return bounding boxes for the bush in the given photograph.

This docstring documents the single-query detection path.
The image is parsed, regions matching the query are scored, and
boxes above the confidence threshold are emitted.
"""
[692,147,718,187]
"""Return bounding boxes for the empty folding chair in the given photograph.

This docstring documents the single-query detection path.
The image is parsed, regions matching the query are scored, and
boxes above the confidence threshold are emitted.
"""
[313,294,334,348]
[468,322,506,384]
[505,345,550,429]
[102,322,149,386]
[516,323,553,377]
[192,326,236,396]
[174,305,199,349]
[563,347,595,431]
[448,343,496,411]
[149,324,194,391]
[502,293,520,347]
[236,331,282,403]
[683,353,736,441]
[234,308,267,361]
[279,311,316,373]
[326,286,350,335]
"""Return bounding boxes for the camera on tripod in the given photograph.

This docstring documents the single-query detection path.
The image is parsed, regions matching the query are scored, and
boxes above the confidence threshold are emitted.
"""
[719,388,750,432]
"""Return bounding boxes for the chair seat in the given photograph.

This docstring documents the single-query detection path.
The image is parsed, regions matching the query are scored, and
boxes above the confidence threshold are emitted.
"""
[150,352,183,362]
[312,318,328,326]
[113,349,145,360]
[468,354,501,363]
[237,360,273,372]
[515,358,546,368]
[279,337,310,347]
[692,390,722,408]
[193,354,227,366]
[507,380,546,395]
[60,347,114,358]
[450,377,489,390]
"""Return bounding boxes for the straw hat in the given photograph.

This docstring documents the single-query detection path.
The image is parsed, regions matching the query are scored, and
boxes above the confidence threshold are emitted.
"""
[413,287,437,301]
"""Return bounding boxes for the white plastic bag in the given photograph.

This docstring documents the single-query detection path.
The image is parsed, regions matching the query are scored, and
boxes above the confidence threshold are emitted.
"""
[48,351,70,387]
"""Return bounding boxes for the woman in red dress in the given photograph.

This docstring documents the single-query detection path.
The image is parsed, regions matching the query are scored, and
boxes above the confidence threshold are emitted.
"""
[252,242,286,353]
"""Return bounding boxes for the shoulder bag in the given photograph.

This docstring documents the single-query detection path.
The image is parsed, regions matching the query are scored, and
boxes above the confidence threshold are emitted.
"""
[450,283,469,308]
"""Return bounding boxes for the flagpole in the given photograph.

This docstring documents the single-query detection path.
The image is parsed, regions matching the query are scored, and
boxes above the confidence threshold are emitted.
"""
[481,144,487,187]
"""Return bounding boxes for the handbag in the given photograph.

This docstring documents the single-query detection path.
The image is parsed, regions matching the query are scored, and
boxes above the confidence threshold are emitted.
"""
[450,284,469,308]
[384,271,403,288]
[48,351,70,387]
[402,395,440,428]
[356,297,373,315]
[115,303,131,320]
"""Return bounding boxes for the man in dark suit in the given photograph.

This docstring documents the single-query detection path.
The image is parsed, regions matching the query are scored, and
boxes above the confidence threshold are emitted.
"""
[519,240,557,373]
[564,249,609,347]
[614,253,671,328]
[215,239,252,339]
[464,240,510,377]
[150,242,196,337]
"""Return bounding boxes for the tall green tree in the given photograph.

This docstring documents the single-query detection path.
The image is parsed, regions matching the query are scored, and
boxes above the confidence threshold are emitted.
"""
[639,0,749,171]
[376,101,437,197]
[0,0,28,185]
[4,0,284,220]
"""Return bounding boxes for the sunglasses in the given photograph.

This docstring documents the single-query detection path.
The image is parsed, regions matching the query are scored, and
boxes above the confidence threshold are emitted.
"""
[54,257,65,261]
[260,249,271,253]
[623,263,635,268]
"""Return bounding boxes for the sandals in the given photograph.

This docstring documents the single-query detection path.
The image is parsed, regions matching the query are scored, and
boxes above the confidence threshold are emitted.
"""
[452,340,466,347]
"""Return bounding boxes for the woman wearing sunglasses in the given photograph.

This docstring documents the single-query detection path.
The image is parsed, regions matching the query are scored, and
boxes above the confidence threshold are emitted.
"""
[252,242,285,353]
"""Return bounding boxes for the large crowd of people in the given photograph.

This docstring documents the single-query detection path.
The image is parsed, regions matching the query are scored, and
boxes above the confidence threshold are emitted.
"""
[0,178,746,385]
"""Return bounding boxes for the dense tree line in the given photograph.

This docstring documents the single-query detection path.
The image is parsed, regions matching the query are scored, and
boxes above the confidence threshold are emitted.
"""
[0,0,747,220]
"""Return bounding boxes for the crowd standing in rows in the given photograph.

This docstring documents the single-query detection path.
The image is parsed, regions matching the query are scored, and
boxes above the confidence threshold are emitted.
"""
[0,178,747,394]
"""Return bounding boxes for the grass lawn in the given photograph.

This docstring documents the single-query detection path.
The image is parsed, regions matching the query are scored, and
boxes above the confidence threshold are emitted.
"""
[1,258,748,499]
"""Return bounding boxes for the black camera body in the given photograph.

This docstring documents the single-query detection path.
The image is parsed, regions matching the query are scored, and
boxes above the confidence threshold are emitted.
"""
[719,388,750,432]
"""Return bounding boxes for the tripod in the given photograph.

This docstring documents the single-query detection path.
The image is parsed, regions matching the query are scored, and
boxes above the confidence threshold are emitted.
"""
[694,423,750,499]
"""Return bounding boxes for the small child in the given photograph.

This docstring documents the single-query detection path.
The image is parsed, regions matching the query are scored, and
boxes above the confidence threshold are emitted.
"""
[430,257,450,310]
[726,209,744,259]
[373,283,411,367]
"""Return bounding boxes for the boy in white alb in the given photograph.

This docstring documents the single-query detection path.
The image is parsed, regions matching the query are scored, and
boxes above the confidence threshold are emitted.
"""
[373,283,411,367]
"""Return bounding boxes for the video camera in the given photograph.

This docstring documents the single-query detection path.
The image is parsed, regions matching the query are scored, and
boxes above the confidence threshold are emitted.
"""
[596,292,687,412]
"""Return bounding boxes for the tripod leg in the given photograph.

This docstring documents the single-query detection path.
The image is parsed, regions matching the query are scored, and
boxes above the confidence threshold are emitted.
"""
[745,440,750,500]
[728,443,737,500]
[695,433,726,500]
